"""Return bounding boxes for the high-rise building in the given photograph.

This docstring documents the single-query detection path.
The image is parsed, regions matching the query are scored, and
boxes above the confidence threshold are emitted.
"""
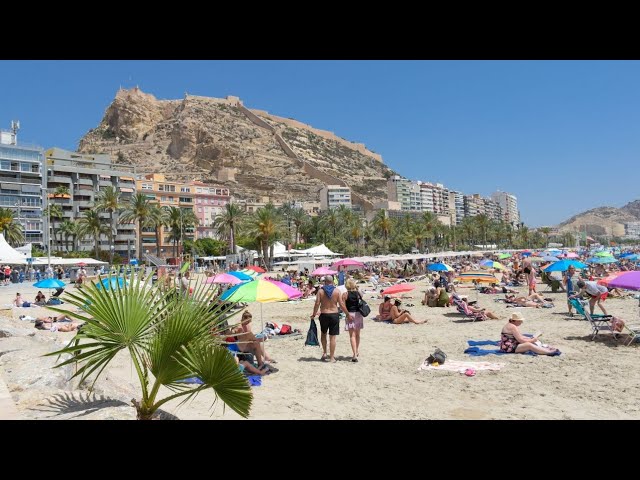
[387,176,412,211]
[464,194,485,217]
[0,124,44,246]
[45,148,137,257]
[491,191,519,225]
[419,182,449,215]
[448,190,464,225]
[483,197,503,221]
[320,185,352,210]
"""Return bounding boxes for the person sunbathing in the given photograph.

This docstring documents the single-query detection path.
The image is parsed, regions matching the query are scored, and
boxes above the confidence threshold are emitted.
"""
[463,300,500,319]
[34,319,80,332]
[389,299,426,324]
[499,312,559,355]
[13,293,25,307]
[230,311,276,367]
[505,294,552,308]
[377,296,393,321]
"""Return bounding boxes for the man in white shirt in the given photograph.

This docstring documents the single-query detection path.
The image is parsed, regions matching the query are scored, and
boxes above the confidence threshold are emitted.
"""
[575,280,609,315]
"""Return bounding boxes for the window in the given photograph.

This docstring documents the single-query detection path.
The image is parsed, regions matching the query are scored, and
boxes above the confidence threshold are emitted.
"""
[169,196,174,202]
[161,196,167,202]
[198,208,202,213]
[180,187,191,193]
[141,183,153,190]
[179,197,192,203]
[0,161,9,170]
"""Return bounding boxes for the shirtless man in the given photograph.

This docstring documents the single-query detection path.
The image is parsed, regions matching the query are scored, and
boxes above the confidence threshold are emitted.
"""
[311,275,349,363]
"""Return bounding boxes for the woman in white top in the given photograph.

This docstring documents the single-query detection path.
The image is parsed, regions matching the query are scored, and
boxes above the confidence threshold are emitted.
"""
[574,280,608,315]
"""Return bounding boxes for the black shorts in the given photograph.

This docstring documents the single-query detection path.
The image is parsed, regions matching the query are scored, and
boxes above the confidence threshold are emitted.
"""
[523,267,531,274]
[319,313,340,336]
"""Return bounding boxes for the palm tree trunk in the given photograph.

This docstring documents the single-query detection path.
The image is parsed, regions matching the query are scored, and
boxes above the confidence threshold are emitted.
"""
[138,220,143,263]
[230,225,236,254]
[95,234,100,259]
[155,226,161,256]
[110,211,115,252]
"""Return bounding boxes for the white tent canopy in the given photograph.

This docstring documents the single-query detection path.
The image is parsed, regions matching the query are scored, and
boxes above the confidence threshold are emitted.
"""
[290,243,340,256]
[0,234,29,264]
[32,257,107,266]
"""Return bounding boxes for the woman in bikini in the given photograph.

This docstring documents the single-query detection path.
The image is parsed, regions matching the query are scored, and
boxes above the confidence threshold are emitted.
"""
[390,299,426,324]
[499,312,559,355]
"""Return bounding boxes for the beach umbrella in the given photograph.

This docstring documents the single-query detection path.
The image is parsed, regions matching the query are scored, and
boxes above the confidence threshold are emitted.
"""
[206,273,244,285]
[560,252,579,259]
[33,278,65,289]
[497,253,512,259]
[246,265,266,273]
[129,259,138,265]
[311,266,338,276]
[608,271,640,291]
[618,252,635,258]
[479,260,505,270]
[239,269,259,277]
[541,256,560,262]
[427,263,453,272]
[587,257,618,264]
[77,262,87,267]
[521,252,532,257]
[331,258,364,268]
[597,272,626,287]
[228,270,254,281]
[594,251,614,258]
[96,276,128,290]
[221,278,302,331]
[543,260,587,272]
[382,284,416,295]
[623,254,640,262]
[456,271,498,283]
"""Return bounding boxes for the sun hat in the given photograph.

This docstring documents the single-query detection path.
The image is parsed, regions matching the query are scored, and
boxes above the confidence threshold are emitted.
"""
[509,312,525,322]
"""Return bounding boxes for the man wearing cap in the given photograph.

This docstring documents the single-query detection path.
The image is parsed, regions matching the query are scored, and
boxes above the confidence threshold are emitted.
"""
[311,275,349,363]
[500,312,559,355]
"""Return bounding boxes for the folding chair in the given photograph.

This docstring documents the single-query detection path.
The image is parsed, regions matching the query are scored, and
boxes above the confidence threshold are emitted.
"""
[451,294,486,322]
[570,298,615,340]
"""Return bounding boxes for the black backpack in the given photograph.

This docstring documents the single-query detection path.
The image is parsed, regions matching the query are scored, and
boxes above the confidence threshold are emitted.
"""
[426,348,447,365]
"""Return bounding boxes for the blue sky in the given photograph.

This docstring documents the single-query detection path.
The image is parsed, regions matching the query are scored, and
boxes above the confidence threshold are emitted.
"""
[1,60,639,226]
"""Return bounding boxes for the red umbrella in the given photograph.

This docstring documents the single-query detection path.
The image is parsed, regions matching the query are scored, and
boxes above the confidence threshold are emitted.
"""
[246,265,266,273]
[597,272,625,287]
[77,262,87,267]
[382,284,416,295]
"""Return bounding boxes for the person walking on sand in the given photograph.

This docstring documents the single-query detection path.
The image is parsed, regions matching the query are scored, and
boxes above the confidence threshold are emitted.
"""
[311,275,349,363]
[342,278,364,362]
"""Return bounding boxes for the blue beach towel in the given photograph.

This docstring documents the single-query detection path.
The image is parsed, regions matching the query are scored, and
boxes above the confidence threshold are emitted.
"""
[247,375,262,387]
[465,336,561,357]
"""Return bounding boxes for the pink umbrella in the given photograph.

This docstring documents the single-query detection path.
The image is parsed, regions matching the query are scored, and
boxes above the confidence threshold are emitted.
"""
[382,284,416,295]
[311,266,338,276]
[560,252,580,259]
[598,272,625,287]
[331,258,364,268]
[206,273,243,285]
[264,278,303,299]
[608,271,640,291]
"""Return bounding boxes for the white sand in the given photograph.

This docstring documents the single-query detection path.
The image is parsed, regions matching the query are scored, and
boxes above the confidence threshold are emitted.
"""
[1,278,639,419]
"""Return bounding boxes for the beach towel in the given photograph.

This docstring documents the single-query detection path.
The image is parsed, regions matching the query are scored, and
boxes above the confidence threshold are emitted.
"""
[464,337,561,357]
[418,359,505,372]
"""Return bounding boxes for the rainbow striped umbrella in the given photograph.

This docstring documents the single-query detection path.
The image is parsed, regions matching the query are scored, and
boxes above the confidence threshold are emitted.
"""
[456,271,498,283]
[480,260,505,270]
[221,278,301,303]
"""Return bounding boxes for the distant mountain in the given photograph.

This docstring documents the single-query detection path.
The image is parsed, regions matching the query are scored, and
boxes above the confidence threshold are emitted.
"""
[557,200,640,236]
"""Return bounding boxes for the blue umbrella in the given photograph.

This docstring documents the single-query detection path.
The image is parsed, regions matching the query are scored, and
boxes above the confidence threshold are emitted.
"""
[624,254,640,262]
[587,257,618,264]
[543,260,587,272]
[96,277,128,290]
[33,278,65,289]
[228,271,253,281]
[541,256,560,262]
[521,252,532,257]
[428,263,453,272]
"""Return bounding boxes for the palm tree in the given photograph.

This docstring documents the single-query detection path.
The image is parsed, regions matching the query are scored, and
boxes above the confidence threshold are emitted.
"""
[291,207,307,246]
[58,219,77,252]
[95,186,121,253]
[421,211,439,250]
[166,207,199,259]
[518,226,530,248]
[372,210,392,250]
[245,206,281,268]
[474,214,491,249]
[44,204,63,251]
[120,193,152,257]
[212,203,245,254]
[54,185,70,197]
[147,205,169,256]
[411,222,428,252]
[0,208,24,246]
[47,273,252,420]
[324,208,340,238]
[78,210,110,258]
[538,227,552,248]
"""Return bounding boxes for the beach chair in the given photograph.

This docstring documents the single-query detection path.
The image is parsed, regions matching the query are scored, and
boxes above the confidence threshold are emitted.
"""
[540,272,563,293]
[619,321,640,346]
[570,298,615,340]
[451,294,486,322]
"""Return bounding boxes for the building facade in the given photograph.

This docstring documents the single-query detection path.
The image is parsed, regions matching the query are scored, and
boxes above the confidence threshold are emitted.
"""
[0,126,44,246]
[387,176,412,211]
[624,221,640,239]
[491,191,519,225]
[464,194,485,218]
[320,185,352,210]
[448,190,464,225]
[192,181,231,239]
[45,148,137,258]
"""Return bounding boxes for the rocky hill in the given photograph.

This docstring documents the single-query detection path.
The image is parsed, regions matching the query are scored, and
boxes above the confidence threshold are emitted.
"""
[78,88,397,210]
[557,200,640,236]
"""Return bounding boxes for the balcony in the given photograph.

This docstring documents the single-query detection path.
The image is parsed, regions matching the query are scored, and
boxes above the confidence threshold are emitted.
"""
[48,175,72,183]
[115,234,136,241]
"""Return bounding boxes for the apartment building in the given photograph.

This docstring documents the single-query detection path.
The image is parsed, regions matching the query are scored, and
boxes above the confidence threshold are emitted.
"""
[320,185,352,210]
[491,190,520,225]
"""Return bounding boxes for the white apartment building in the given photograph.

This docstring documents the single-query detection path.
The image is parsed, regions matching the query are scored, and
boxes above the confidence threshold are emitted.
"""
[491,190,519,225]
[448,190,464,225]
[624,221,640,238]
[320,185,352,210]
[387,176,412,211]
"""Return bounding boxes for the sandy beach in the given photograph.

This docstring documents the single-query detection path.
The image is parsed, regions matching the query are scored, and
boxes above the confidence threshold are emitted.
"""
[1,276,639,420]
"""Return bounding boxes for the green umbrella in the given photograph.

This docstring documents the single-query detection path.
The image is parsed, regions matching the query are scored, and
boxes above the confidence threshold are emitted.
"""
[497,253,512,259]
[594,251,613,258]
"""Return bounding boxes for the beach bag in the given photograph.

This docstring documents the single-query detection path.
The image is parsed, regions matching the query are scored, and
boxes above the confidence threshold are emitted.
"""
[357,292,371,317]
[426,348,447,365]
[48,298,62,305]
[279,324,292,335]
[305,318,319,346]
[611,317,625,333]
[22,302,31,307]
